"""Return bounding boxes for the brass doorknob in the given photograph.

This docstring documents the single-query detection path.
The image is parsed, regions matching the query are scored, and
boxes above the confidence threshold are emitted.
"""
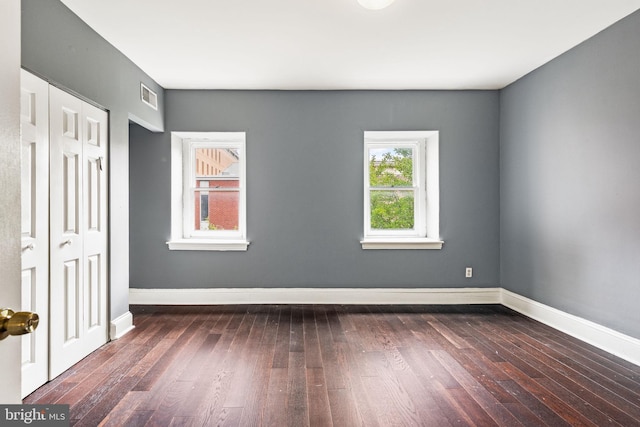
[0,308,39,340]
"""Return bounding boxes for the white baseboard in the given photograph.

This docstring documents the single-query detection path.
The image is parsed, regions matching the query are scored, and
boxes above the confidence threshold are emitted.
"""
[110,311,135,340]
[127,287,640,366]
[500,289,640,366]
[129,287,501,305]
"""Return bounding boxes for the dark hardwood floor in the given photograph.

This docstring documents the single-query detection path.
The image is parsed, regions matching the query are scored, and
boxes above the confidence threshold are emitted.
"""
[25,304,640,426]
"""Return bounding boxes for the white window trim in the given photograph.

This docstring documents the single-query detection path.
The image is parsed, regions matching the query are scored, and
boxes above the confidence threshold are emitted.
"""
[361,130,443,250]
[167,131,249,251]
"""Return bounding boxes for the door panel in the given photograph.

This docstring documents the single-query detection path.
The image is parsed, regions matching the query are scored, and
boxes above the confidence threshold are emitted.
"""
[20,70,49,398]
[49,86,108,379]
[64,260,79,341]
[50,87,84,378]
[81,102,108,353]
[63,152,80,234]
[88,158,100,230]
[87,254,101,328]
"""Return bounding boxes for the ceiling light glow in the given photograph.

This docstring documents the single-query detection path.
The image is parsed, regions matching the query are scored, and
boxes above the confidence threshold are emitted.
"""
[357,0,395,10]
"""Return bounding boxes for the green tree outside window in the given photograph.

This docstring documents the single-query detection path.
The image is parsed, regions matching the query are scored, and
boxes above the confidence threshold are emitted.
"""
[369,148,415,230]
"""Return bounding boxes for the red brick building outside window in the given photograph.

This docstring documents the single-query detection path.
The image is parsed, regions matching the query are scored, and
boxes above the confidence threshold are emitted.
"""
[193,148,240,231]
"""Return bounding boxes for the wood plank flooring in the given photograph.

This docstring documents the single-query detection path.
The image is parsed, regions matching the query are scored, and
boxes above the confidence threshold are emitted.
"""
[25,304,640,426]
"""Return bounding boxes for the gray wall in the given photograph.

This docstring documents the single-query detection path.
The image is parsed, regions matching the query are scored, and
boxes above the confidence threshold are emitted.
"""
[500,10,640,339]
[130,90,500,288]
[21,0,165,320]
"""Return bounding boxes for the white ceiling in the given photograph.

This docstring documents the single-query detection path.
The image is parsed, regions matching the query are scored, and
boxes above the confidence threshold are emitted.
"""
[60,0,640,90]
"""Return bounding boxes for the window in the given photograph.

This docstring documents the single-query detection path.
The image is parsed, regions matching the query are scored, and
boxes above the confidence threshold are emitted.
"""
[361,131,442,250]
[167,131,248,251]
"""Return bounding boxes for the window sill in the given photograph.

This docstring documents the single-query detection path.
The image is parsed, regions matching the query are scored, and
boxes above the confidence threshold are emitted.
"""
[360,238,444,250]
[166,239,250,251]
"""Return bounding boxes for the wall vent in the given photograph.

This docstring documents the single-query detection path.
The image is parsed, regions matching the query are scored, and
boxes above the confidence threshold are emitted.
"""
[140,83,158,110]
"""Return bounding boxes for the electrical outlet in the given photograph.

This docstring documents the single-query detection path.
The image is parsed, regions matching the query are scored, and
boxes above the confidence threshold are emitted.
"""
[465,267,473,278]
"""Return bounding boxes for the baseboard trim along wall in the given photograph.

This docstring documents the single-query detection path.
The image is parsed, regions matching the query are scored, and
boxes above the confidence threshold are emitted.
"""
[129,287,502,305]
[109,311,135,340]
[128,287,640,366]
[499,289,640,367]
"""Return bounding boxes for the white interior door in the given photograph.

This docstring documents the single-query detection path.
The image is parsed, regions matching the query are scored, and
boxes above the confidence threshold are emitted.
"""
[20,70,50,398]
[49,86,108,379]
[80,100,109,360]
[1,2,23,404]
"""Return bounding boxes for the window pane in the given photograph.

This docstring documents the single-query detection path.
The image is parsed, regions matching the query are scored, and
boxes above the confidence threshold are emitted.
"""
[193,146,241,232]
[369,147,413,188]
[370,189,414,230]
[195,189,239,231]
[195,147,240,189]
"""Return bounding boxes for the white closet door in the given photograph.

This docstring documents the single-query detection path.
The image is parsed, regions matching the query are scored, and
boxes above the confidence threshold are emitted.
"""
[80,101,109,356]
[20,70,49,397]
[49,86,108,379]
